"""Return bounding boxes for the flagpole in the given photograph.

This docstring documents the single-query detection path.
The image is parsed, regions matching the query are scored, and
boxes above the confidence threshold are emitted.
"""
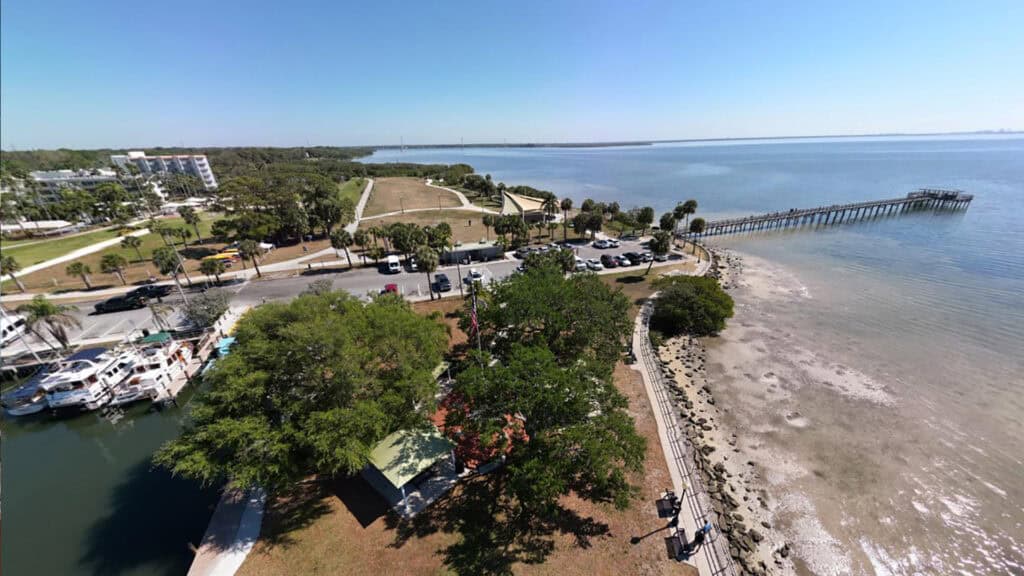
[470,280,482,353]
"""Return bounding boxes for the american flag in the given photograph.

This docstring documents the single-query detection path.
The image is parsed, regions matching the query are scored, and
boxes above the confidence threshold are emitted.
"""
[469,290,479,333]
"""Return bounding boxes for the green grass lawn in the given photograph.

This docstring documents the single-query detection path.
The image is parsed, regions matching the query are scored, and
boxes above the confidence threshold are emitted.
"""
[1,227,123,267]
[1,214,223,293]
[338,178,367,204]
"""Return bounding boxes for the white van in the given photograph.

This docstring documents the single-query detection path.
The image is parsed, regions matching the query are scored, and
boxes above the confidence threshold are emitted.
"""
[1,314,28,346]
[386,255,401,274]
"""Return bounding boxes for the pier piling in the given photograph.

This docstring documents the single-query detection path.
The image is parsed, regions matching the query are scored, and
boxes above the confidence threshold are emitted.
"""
[688,188,972,239]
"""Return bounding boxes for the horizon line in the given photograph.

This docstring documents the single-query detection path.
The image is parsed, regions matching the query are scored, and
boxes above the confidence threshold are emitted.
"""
[3,128,1022,153]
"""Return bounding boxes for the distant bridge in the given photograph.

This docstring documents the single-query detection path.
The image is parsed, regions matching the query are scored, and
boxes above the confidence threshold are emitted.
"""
[687,189,973,238]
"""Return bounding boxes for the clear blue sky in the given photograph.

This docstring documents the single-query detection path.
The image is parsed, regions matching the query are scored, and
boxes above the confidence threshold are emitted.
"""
[2,0,1022,149]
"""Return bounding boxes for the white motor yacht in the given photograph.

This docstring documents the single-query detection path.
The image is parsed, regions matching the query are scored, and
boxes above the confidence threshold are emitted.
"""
[40,348,140,412]
[111,336,193,407]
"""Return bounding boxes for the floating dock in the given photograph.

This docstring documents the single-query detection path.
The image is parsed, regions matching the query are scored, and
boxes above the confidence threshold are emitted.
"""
[691,189,973,238]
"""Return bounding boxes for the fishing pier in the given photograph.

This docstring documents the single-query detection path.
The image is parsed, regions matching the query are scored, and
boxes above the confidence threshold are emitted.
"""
[691,189,972,238]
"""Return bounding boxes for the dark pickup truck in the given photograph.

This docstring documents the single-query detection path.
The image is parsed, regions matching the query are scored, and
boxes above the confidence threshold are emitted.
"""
[94,294,147,314]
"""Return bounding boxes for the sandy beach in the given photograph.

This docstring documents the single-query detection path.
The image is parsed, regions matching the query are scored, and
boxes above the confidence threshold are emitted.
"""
[659,248,1023,576]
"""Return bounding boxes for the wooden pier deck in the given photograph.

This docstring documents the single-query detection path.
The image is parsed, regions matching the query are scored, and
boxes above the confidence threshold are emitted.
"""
[690,188,972,238]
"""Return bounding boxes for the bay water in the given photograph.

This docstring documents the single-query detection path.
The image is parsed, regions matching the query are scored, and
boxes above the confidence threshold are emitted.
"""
[364,136,1024,574]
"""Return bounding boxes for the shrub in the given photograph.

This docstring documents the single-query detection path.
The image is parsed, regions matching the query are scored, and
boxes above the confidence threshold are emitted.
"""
[650,276,733,337]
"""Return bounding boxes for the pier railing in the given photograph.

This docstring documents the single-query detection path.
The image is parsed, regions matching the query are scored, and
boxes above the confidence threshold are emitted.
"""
[689,188,972,238]
[637,300,737,576]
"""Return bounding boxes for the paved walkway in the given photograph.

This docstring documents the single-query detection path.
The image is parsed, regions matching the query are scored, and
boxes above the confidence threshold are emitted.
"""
[343,178,375,234]
[188,487,266,576]
[6,228,150,279]
[631,296,733,576]
[425,179,500,213]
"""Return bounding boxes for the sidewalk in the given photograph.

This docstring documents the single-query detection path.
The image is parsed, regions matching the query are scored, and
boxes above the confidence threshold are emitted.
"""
[187,487,266,576]
[424,179,500,214]
[631,298,733,576]
[343,178,374,234]
[7,228,150,278]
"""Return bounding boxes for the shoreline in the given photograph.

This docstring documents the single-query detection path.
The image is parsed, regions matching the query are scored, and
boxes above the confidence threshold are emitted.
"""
[652,248,794,576]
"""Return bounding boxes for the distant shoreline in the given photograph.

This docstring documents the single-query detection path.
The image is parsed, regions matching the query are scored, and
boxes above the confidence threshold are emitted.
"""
[370,130,1023,152]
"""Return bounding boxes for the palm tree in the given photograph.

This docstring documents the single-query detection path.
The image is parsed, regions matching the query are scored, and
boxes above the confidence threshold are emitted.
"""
[16,295,81,349]
[174,227,192,248]
[542,197,559,222]
[1,254,26,293]
[199,257,226,285]
[676,199,698,230]
[646,231,672,275]
[178,206,203,242]
[331,229,354,269]
[415,244,439,300]
[66,261,93,289]
[353,229,369,264]
[688,217,706,252]
[238,239,262,278]
[481,214,494,241]
[101,253,129,285]
[153,246,188,292]
[560,198,573,241]
[121,235,145,263]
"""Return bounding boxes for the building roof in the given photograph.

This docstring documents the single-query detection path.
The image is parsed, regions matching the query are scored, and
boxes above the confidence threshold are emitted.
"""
[138,332,172,344]
[446,240,500,252]
[368,428,453,489]
[500,190,548,216]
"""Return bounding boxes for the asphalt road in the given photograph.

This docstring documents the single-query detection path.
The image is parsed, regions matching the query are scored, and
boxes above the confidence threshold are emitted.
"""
[3,237,675,359]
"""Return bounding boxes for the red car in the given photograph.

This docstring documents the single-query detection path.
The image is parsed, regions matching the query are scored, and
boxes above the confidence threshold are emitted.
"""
[382,283,399,295]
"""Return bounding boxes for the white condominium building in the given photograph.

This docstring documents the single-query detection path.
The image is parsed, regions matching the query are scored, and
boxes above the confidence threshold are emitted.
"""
[28,169,119,199]
[111,150,218,190]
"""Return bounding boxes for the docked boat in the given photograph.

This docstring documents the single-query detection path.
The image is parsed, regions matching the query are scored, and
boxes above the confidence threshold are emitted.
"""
[39,348,140,412]
[1,368,50,416]
[110,334,193,407]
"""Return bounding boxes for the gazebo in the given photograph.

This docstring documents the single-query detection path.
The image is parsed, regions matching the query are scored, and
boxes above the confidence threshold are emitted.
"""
[500,190,548,222]
[362,428,456,516]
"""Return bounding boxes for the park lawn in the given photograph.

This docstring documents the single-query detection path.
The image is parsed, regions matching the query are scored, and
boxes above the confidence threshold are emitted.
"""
[1,216,224,293]
[1,227,123,267]
[362,177,462,217]
[237,297,675,576]
[338,177,368,205]
[358,210,496,246]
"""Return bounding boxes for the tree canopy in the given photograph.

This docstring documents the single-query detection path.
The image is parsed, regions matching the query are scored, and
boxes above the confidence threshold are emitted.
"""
[650,275,734,337]
[463,262,631,372]
[155,291,448,489]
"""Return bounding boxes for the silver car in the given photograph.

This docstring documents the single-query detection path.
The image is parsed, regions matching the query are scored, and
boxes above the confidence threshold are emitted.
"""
[586,258,604,271]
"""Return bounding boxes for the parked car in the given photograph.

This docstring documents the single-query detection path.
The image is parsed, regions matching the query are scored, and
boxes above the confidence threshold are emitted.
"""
[514,247,532,258]
[385,255,401,274]
[381,283,399,295]
[620,234,638,241]
[575,259,588,272]
[616,254,634,266]
[654,252,670,262]
[639,251,653,262]
[434,273,451,292]
[592,239,610,249]
[407,256,418,272]
[464,268,483,284]
[586,258,604,271]
[515,264,528,273]
[127,285,172,300]
[623,251,643,263]
[607,239,621,248]
[600,254,619,268]
[95,294,147,314]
